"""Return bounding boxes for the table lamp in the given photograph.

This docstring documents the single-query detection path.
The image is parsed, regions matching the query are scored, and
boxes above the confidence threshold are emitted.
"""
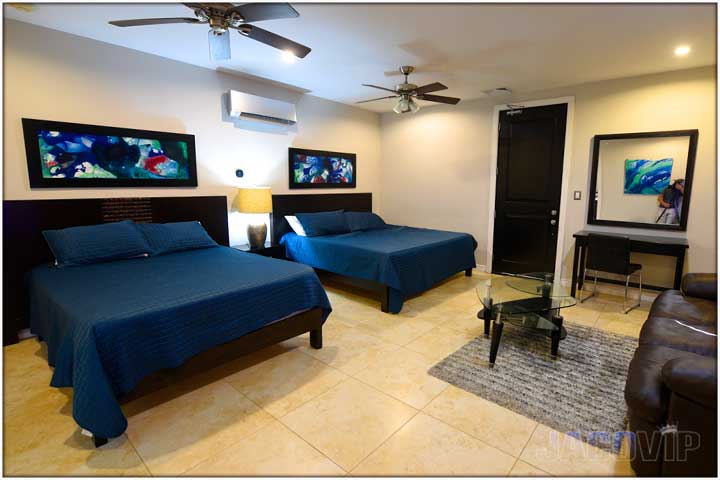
[234,187,272,249]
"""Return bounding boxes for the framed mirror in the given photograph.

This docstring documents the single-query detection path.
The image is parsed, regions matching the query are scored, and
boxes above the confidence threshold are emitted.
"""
[587,130,698,231]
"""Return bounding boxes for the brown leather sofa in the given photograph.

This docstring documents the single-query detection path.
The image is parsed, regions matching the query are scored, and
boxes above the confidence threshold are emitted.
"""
[625,273,717,477]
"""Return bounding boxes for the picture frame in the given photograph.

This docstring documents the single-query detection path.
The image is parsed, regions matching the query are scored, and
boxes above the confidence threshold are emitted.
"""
[288,147,356,189]
[587,129,698,231]
[22,118,198,188]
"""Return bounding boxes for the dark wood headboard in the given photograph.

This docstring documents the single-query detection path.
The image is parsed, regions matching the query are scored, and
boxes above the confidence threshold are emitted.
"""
[2,196,229,345]
[271,193,372,244]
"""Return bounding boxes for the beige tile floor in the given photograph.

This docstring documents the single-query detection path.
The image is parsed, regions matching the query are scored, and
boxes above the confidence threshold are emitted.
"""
[3,272,652,476]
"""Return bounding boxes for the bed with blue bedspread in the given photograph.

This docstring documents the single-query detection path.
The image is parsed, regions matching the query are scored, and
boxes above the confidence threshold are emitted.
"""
[281,221,477,313]
[28,246,331,441]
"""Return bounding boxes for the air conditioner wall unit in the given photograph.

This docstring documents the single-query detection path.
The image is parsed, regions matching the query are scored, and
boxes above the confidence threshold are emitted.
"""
[228,90,297,126]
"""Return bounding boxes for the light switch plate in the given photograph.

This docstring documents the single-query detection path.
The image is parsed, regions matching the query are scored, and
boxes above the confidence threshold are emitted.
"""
[573,191,582,200]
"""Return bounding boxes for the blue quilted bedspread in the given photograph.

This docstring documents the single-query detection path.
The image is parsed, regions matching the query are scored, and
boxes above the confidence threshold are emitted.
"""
[27,246,331,439]
[281,226,477,312]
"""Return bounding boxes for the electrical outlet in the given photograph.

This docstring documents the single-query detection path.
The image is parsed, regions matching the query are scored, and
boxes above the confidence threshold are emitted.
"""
[573,190,582,200]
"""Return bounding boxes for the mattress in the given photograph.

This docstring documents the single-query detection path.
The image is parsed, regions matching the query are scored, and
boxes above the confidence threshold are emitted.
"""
[281,225,477,312]
[27,246,331,439]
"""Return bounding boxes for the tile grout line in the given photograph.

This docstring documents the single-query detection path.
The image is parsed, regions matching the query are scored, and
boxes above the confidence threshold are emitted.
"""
[170,388,277,476]
[346,407,422,474]
[506,457,521,477]
[346,347,447,411]
[277,374,429,474]
[348,380,450,473]
[121,433,154,477]
[273,378,413,473]
[221,349,350,421]
[175,419,276,475]
[278,417,349,475]
[418,394,528,463]
[514,422,550,475]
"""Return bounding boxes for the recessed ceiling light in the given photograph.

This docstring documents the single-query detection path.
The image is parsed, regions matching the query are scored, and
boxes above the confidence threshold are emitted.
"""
[281,50,297,64]
[674,45,691,56]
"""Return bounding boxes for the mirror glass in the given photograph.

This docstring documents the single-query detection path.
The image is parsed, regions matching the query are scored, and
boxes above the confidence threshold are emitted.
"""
[590,132,696,229]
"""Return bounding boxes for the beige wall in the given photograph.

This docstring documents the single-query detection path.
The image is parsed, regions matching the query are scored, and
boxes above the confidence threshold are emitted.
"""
[381,66,716,286]
[3,20,382,245]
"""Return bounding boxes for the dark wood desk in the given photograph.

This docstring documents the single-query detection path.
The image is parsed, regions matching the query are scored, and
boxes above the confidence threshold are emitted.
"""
[571,230,689,296]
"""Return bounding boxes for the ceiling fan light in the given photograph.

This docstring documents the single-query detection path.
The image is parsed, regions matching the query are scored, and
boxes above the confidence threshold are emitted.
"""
[394,96,419,114]
[393,97,420,114]
[208,29,231,61]
[408,98,420,113]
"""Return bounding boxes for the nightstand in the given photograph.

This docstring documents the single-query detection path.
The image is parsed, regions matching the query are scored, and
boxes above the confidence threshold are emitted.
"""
[232,242,286,259]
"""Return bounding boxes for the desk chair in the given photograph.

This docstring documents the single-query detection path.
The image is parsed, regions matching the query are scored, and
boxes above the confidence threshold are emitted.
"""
[580,233,642,313]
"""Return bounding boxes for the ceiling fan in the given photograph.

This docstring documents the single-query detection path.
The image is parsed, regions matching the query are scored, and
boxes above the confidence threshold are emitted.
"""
[108,3,311,62]
[357,66,461,114]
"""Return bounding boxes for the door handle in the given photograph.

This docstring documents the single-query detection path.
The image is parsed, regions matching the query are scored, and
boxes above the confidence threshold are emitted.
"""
[550,219,557,226]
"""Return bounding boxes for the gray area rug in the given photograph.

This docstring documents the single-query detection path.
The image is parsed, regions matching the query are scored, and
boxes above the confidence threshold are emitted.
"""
[428,322,637,453]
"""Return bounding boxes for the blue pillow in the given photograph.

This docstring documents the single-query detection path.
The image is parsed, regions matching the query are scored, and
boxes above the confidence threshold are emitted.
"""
[137,221,218,256]
[43,220,151,267]
[345,212,387,232]
[295,210,349,237]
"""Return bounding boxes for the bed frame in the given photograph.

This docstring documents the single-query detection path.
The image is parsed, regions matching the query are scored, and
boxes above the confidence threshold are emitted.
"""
[2,195,324,446]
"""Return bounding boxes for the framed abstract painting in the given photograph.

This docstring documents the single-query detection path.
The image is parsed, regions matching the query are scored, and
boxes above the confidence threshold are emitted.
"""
[22,118,198,188]
[624,158,673,194]
[288,147,356,189]
[587,129,698,231]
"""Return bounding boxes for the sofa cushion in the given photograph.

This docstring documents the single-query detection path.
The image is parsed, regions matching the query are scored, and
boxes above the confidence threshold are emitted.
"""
[662,356,717,409]
[640,315,717,357]
[648,290,716,327]
[681,273,717,301]
[624,345,706,423]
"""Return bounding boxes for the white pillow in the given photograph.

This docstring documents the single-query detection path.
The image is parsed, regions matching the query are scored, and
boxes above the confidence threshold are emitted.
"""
[285,215,307,236]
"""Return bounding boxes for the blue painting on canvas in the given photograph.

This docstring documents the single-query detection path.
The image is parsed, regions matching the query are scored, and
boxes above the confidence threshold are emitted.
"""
[624,158,673,194]
[37,130,190,180]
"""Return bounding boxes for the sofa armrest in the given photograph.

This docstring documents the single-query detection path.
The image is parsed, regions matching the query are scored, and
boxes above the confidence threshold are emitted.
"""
[681,273,717,301]
[662,356,717,409]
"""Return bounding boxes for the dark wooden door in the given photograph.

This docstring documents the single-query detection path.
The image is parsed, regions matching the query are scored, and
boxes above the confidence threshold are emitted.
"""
[492,103,567,274]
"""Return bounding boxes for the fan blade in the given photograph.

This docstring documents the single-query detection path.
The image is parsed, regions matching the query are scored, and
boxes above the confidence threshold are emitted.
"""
[416,94,460,105]
[361,84,398,94]
[109,18,201,27]
[229,3,299,23]
[208,30,231,61]
[237,24,311,58]
[355,95,397,104]
[414,82,448,95]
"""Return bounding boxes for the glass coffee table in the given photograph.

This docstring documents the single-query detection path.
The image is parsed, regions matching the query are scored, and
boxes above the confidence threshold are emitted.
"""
[476,272,577,367]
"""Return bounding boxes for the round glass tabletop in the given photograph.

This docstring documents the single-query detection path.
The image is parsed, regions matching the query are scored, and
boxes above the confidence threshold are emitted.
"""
[476,272,577,314]
[505,272,575,300]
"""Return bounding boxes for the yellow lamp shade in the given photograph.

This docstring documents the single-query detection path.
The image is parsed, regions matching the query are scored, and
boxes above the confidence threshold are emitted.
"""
[234,187,272,213]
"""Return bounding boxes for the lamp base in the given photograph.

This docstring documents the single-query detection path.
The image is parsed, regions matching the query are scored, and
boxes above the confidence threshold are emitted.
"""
[247,223,268,250]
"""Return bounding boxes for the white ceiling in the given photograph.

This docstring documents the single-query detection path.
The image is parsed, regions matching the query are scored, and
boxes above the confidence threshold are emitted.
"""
[5,3,716,112]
